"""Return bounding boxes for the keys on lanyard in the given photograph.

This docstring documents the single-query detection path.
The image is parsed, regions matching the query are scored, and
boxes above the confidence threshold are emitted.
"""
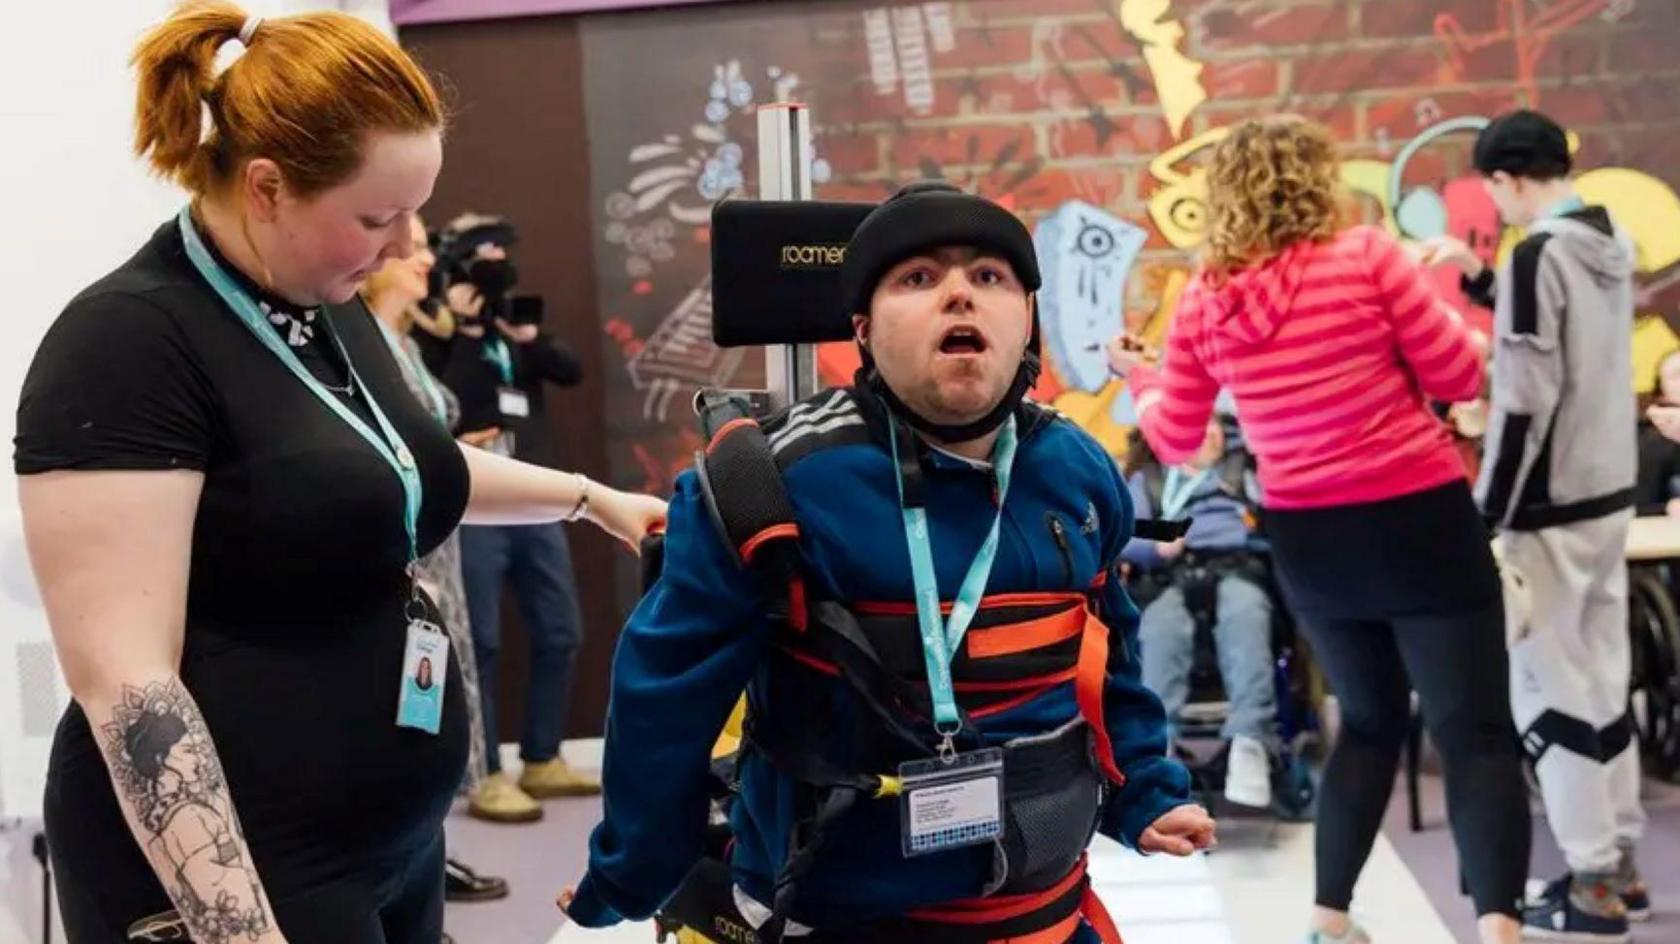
[177,206,444,734]
[887,413,1018,854]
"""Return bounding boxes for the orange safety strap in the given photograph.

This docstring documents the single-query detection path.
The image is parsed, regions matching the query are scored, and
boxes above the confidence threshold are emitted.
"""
[852,592,1086,617]
[908,855,1088,925]
[1079,885,1123,944]
[967,606,1086,659]
[1076,611,1127,786]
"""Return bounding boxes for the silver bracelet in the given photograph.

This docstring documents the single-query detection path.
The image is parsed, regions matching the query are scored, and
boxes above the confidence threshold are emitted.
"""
[565,473,592,522]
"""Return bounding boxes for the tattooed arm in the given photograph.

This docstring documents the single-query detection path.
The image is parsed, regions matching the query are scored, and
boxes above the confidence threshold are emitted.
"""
[20,470,286,944]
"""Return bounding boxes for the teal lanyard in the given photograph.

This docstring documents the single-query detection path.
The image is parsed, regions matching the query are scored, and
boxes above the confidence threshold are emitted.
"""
[888,414,1019,744]
[1160,467,1213,521]
[178,206,424,568]
[1541,194,1585,220]
[376,320,450,427]
[483,336,514,386]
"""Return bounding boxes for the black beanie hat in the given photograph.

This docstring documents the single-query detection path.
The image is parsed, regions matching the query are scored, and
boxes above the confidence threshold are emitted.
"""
[1474,109,1572,179]
[843,181,1044,444]
[840,181,1041,316]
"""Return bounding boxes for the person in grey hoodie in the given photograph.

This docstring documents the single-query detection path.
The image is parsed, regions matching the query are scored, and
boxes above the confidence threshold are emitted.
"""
[1426,109,1647,942]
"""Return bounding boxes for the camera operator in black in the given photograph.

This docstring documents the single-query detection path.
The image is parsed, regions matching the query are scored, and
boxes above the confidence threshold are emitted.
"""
[430,214,595,823]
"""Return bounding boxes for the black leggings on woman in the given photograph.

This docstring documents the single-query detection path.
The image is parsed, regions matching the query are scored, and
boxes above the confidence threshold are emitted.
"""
[1298,603,1530,917]
[1266,481,1530,919]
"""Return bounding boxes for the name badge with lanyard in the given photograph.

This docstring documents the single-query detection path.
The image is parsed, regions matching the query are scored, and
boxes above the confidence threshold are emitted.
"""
[178,207,449,736]
[483,336,530,419]
[888,413,1019,857]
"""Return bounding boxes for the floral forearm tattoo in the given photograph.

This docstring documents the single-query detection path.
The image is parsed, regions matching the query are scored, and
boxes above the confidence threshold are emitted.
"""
[99,679,273,943]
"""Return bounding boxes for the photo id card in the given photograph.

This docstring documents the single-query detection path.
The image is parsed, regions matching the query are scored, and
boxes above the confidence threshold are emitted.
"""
[498,386,531,419]
[396,620,450,735]
[898,747,1004,857]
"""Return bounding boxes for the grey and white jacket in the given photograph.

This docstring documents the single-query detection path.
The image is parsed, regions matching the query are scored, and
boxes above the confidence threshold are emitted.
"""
[1471,204,1637,531]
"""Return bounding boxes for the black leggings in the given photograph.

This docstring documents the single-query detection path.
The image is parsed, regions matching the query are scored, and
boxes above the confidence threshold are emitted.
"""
[1297,602,1530,918]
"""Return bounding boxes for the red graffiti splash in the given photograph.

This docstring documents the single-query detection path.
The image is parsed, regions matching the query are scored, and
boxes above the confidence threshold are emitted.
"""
[1434,0,1608,106]
[604,318,647,358]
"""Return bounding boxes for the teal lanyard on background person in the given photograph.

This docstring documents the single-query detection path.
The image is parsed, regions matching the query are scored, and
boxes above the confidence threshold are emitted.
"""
[177,206,424,569]
[1160,467,1213,521]
[375,320,450,427]
[888,413,1019,756]
[1541,194,1585,221]
[483,336,515,386]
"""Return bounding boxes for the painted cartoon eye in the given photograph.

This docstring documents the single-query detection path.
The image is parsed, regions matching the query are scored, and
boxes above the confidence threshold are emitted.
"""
[1169,197,1206,234]
[1076,223,1115,258]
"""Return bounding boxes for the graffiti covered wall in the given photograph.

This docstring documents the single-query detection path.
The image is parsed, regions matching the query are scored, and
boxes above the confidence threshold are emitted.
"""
[581,0,1680,498]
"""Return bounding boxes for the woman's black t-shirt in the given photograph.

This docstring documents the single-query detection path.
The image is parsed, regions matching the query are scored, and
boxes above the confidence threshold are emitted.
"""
[14,220,472,915]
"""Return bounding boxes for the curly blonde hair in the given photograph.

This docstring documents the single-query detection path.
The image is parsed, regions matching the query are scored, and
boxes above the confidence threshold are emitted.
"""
[1203,116,1342,279]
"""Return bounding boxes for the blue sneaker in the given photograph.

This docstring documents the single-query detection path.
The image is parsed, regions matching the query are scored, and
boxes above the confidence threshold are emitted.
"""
[1522,875,1630,942]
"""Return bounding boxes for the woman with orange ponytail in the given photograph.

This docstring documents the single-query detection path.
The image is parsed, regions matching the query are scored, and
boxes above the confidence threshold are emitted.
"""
[13,4,663,941]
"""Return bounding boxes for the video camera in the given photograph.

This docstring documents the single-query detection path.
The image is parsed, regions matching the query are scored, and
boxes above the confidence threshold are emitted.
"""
[430,214,543,324]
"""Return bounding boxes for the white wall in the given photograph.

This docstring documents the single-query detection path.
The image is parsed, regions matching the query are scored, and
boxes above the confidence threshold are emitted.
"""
[0,2,396,939]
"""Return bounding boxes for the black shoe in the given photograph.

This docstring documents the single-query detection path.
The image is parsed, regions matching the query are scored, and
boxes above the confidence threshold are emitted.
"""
[1522,875,1630,942]
[1621,880,1651,922]
[445,857,510,903]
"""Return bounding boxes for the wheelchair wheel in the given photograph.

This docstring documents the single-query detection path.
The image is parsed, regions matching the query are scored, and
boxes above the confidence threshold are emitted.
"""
[1628,569,1680,778]
[1271,749,1318,822]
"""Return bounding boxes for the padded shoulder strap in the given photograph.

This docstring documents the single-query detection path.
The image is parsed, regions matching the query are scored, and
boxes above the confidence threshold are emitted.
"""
[696,407,800,573]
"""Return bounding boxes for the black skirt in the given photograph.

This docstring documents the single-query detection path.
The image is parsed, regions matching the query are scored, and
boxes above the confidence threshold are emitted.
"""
[1262,479,1501,621]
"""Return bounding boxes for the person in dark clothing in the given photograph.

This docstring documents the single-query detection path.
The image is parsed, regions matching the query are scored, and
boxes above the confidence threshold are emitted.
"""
[426,216,597,823]
[14,7,665,942]
[1636,349,1680,516]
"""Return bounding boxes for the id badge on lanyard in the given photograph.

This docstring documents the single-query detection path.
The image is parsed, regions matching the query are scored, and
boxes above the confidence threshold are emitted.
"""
[484,337,529,419]
[177,206,446,735]
[888,413,1019,855]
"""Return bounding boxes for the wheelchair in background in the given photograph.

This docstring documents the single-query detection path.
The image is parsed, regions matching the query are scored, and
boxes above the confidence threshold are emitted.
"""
[1125,550,1321,822]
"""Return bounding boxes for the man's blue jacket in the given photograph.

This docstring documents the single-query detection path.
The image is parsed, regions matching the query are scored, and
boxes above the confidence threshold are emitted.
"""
[569,386,1191,929]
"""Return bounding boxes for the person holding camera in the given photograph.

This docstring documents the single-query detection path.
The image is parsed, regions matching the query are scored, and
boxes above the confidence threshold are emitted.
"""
[429,214,596,823]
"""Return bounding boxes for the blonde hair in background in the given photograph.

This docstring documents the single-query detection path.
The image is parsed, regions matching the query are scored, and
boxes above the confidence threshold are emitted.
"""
[1202,115,1342,281]
[359,266,420,334]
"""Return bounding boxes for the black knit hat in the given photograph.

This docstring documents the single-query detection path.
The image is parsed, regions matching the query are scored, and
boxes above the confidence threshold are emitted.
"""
[843,181,1044,444]
[839,181,1041,316]
[1474,109,1572,179]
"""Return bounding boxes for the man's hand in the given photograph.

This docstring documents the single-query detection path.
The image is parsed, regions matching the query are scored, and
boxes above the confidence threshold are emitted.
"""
[557,887,575,915]
[460,427,503,449]
[1105,334,1156,378]
[1418,235,1485,277]
[446,283,485,319]
[1649,404,1680,443]
[1157,537,1188,561]
[1138,803,1217,856]
[496,318,540,344]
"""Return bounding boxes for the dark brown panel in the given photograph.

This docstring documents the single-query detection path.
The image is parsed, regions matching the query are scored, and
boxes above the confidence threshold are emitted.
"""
[401,16,621,740]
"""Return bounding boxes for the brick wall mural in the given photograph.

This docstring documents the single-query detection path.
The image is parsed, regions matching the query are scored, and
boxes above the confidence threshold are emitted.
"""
[581,0,1680,503]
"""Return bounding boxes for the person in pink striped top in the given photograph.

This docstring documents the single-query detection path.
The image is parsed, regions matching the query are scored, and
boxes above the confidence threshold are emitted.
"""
[1109,116,1528,944]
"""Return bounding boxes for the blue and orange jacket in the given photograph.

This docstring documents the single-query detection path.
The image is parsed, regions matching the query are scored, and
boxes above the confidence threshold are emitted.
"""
[569,386,1191,929]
